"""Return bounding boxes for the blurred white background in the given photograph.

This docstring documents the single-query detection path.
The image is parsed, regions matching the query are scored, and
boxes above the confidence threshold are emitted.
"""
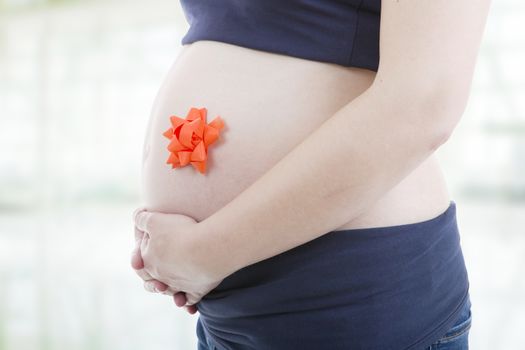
[0,0,524,349]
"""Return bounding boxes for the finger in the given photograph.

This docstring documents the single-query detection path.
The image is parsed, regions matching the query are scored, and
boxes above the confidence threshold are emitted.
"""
[135,210,155,234]
[144,280,157,293]
[185,293,201,306]
[140,233,150,255]
[173,292,187,307]
[185,305,198,314]
[132,207,147,224]
[134,267,154,281]
[149,279,169,293]
[144,279,169,293]
[130,245,144,270]
[133,265,173,294]
[131,225,145,270]
[134,226,144,243]
[160,286,178,296]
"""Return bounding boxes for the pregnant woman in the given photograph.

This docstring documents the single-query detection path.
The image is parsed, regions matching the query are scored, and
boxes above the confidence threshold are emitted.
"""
[131,0,491,349]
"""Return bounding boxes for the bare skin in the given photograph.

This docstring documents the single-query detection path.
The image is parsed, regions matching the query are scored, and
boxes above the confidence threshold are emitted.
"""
[137,41,449,312]
[133,0,492,312]
[141,40,450,230]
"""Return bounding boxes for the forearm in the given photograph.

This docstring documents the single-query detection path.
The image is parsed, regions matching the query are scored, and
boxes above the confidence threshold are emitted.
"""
[191,84,454,279]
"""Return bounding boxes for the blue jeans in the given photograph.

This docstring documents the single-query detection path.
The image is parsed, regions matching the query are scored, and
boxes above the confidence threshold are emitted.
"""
[425,297,472,349]
[196,317,217,350]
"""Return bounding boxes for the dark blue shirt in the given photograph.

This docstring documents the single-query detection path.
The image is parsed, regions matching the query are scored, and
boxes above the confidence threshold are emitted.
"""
[180,0,381,71]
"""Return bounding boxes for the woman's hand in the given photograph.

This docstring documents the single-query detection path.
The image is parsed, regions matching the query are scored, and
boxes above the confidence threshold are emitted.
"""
[130,208,225,313]
[131,218,198,315]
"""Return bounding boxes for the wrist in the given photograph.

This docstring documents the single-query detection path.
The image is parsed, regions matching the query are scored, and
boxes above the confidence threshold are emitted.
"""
[189,219,240,282]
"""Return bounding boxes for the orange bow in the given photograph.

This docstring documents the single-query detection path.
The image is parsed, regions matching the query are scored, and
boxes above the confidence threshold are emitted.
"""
[162,107,225,174]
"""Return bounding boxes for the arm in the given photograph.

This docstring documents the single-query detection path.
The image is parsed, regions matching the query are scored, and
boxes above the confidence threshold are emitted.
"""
[191,0,492,280]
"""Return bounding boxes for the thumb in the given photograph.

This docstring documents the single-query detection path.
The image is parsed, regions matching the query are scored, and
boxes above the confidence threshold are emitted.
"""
[134,226,144,243]
[135,210,198,235]
[132,207,147,223]
[134,210,157,234]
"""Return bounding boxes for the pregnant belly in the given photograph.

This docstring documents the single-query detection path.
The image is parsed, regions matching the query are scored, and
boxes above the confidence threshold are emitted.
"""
[141,40,451,229]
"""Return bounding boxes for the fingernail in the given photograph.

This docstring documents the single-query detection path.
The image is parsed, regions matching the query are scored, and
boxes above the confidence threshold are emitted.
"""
[145,282,155,292]
[133,207,147,223]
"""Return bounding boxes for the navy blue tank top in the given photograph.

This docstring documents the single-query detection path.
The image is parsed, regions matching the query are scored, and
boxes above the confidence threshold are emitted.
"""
[195,201,471,349]
[179,0,381,71]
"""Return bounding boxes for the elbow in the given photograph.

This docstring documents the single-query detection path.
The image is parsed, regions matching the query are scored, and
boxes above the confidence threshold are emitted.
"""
[428,123,454,152]
[420,81,471,150]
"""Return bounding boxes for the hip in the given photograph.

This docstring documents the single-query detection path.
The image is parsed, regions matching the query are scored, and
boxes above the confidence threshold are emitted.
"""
[195,200,471,350]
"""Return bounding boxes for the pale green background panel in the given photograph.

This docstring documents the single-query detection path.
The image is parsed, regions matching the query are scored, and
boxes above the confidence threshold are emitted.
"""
[0,0,524,349]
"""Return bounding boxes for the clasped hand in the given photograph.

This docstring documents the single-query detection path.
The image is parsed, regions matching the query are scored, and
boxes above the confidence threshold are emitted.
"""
[130,208,224,315]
